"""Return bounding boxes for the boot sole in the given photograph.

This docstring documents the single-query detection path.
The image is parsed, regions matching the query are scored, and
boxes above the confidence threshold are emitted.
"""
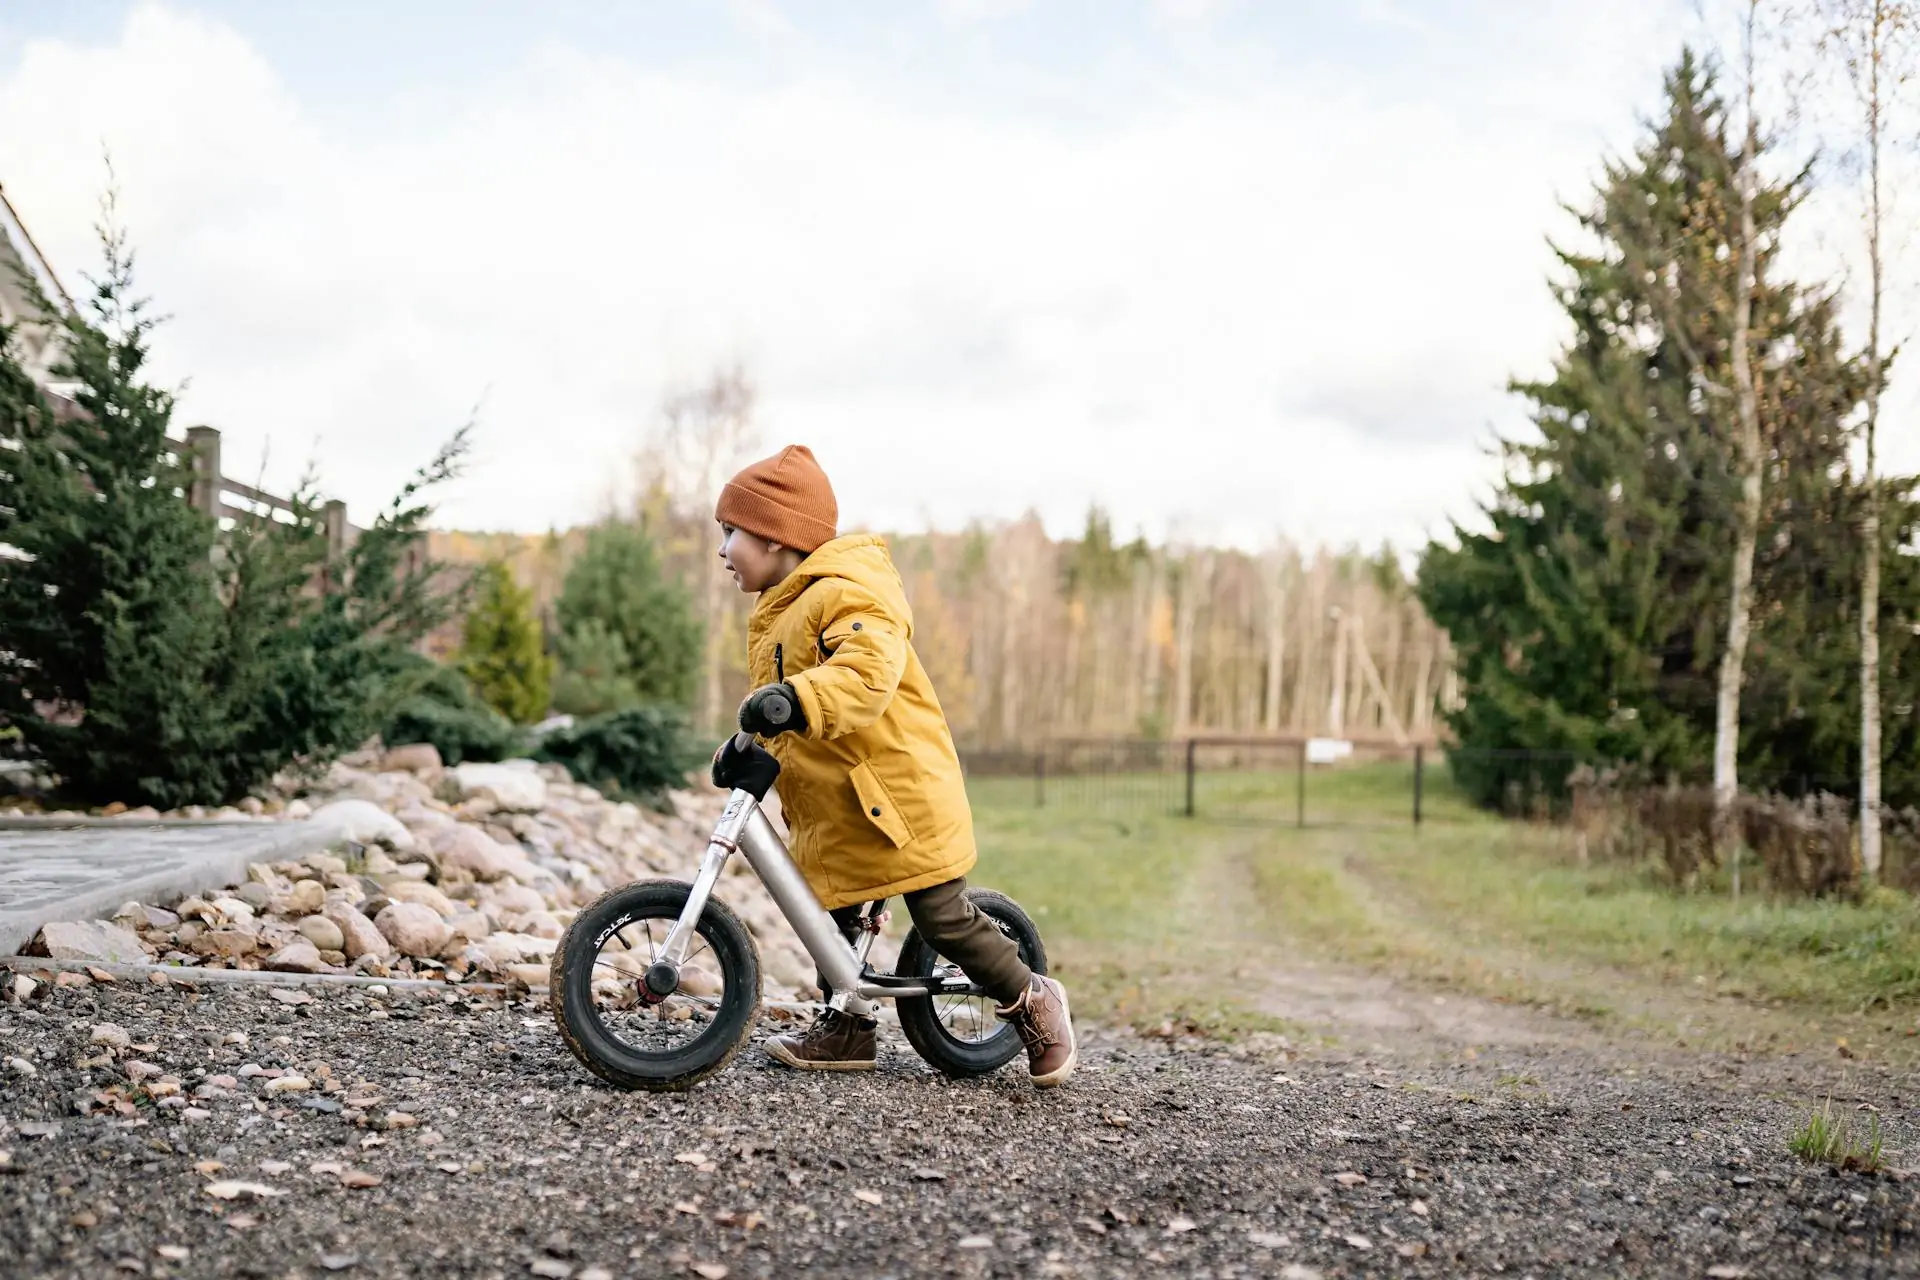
[1031,1042,1078,1089]
[765,1042,876,1072]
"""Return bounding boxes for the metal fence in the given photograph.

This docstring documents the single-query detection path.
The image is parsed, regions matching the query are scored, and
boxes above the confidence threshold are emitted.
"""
[963,737,1492,829]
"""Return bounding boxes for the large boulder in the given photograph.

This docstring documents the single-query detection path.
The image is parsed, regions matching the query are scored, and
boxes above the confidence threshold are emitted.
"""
[322,902,392,962]
[382,743,444,775]
[307,799,416,852]
[375,903,452,959]
[431,825,529,882]
[264,939,328,974]
[383,880,458,920]
[24,921,154,964]
[449,762,548,813]
[295,915,345,951]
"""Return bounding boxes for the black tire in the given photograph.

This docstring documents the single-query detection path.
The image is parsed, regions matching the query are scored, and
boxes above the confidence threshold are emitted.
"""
[893,888,1047,1078]
[550,879,761,1092]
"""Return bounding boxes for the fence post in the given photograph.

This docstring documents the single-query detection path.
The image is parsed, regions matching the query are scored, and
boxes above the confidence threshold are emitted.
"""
[1184,739,1197,818]
[1297,739,1307,828]
[185,426,221,517]
[1034,748,1046,809]
[1413,744,1424,829]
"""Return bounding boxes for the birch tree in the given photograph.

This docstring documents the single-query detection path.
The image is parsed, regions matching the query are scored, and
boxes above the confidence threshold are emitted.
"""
[1819,0,1917,880]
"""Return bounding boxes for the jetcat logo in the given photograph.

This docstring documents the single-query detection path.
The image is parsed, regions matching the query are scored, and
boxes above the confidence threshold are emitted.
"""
[594,913,636,951]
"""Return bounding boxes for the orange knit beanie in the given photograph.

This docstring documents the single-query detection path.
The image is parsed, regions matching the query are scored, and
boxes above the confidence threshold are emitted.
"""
[714,445,838,553]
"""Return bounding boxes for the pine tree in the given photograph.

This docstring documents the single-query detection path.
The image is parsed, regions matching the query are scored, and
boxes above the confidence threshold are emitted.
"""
[555,520,702,710]
[1419,52,1920,808]
[0,206,469,807]
[459,561,552,724]
[551,619,644,718]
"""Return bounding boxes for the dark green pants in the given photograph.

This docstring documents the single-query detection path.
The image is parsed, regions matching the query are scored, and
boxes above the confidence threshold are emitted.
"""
[827,876,1032,1006]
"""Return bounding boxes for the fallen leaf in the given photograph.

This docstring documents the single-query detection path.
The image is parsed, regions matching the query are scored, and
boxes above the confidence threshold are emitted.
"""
[1248,1231,1291,1248]
[1279,1268,1324,1280]
[530,1262,572,1279]
[1344,1234,1373,1250]
[359,1135,386,1150]
[193,1160,224,1176]
[1333,1172,1369,1188]
[692,1265,729,1280]
[338,1169,382,1189]
[70,1210,98,1228]
[258,1160,292,1176]
[1410,1198,1430,1217]
[1077,1218,1108,1235]
[956,1236,992,1250]
[1104,1111,1131,1128]
[1166,1216,1197,1234]
[435,1162,464,1174]
[203,1181,284,1200]
[673,1151,710,1166]
[224,1214,259,1231]
[17,1121,60,1138]
[911,1167,947,1181]
[739,1211,764,1232]
[1706,1269,1752,1279]
[853,1189,883,1206]
[309,1161,345,1176]
[1396,1242,1429,1258]
[155,1246,189,1261]
[319,1253,359,1271]
[674,1201,702,1215]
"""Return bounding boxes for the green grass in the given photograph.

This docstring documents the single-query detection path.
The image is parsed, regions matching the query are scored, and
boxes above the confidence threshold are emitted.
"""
[1789,1100,1887,1172]
[968,761,1920,1050]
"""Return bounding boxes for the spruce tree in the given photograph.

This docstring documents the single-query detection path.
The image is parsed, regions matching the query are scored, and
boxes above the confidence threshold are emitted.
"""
[555,520,702,710]
[551,619,644,718]
[0,211,469,807]
[1419,52,1920,807]
[459,561,552,724]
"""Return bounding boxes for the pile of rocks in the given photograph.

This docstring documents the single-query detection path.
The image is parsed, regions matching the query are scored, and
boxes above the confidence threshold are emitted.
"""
[22,746,830,1004]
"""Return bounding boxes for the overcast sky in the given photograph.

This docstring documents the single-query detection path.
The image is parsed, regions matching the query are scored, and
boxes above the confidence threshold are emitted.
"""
[2,1,1911,552]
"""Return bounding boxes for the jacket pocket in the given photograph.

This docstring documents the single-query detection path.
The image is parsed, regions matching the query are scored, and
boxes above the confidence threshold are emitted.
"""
[849,760,914,849]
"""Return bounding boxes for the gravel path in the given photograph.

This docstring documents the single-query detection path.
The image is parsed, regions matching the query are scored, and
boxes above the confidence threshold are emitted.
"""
[2,977,1916,1279]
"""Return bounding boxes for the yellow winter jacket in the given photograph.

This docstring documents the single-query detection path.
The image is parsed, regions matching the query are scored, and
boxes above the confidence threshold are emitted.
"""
[747,534,976,909]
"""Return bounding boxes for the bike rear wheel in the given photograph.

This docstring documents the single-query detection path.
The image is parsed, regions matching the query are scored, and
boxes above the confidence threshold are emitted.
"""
[550,879,760,1092]
[893,888,1046,1078]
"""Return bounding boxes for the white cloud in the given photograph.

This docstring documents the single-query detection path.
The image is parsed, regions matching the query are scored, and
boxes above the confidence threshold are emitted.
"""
[7,0,1851,558]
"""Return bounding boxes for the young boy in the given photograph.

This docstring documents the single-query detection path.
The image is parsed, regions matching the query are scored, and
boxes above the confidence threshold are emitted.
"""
[708,444,1076,1088]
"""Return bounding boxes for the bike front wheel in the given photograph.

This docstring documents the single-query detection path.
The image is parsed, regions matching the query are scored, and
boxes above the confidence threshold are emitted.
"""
[893,888,1047,1078]
[550,879,761,1092]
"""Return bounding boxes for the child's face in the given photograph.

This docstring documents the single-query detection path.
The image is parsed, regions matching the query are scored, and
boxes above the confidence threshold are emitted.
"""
[718,524,788,594]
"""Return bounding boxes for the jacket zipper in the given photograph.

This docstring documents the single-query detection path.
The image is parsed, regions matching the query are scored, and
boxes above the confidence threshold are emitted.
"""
[774,643,784,683]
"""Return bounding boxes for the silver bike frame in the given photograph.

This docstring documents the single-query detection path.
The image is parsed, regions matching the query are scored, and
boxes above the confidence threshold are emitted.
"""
[655,786,932,1004]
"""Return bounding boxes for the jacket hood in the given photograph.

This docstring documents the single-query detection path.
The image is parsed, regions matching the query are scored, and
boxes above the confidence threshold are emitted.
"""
[762,534,913,634]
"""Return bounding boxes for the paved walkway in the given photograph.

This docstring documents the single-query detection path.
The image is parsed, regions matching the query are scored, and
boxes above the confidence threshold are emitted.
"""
[0,819,334,954]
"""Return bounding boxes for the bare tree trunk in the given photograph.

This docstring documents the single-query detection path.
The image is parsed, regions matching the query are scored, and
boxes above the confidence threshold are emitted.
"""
[1714,5,1765,853]
[1327,608,1349,738]
[1173,553,1209,736]
[1263,555,1287,732]
[1826,0,1903,880]
[1412,624,1435,738]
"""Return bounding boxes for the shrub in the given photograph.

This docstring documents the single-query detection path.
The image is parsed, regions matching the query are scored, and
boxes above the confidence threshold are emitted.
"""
[535,705,698,805]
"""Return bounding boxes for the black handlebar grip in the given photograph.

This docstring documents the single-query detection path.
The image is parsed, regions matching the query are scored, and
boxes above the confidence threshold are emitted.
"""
[760,690,794,727]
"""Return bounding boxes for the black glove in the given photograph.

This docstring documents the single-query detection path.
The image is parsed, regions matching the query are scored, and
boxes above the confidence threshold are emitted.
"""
[739,682,806,737]
[711,734,779,795]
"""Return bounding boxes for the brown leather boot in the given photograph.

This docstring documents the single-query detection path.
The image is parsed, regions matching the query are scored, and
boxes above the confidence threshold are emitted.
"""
[765,1009,877,1071]
[997,975,1077,1088]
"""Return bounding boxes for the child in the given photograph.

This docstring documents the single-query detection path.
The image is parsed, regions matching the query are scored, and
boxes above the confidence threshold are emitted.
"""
[708,444,1075,1088]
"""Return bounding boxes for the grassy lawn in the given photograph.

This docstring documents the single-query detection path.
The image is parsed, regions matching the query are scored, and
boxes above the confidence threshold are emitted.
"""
[967,762,1920,1055]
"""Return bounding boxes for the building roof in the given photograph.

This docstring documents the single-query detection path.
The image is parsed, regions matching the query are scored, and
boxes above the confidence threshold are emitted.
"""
[0,183,72,317]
